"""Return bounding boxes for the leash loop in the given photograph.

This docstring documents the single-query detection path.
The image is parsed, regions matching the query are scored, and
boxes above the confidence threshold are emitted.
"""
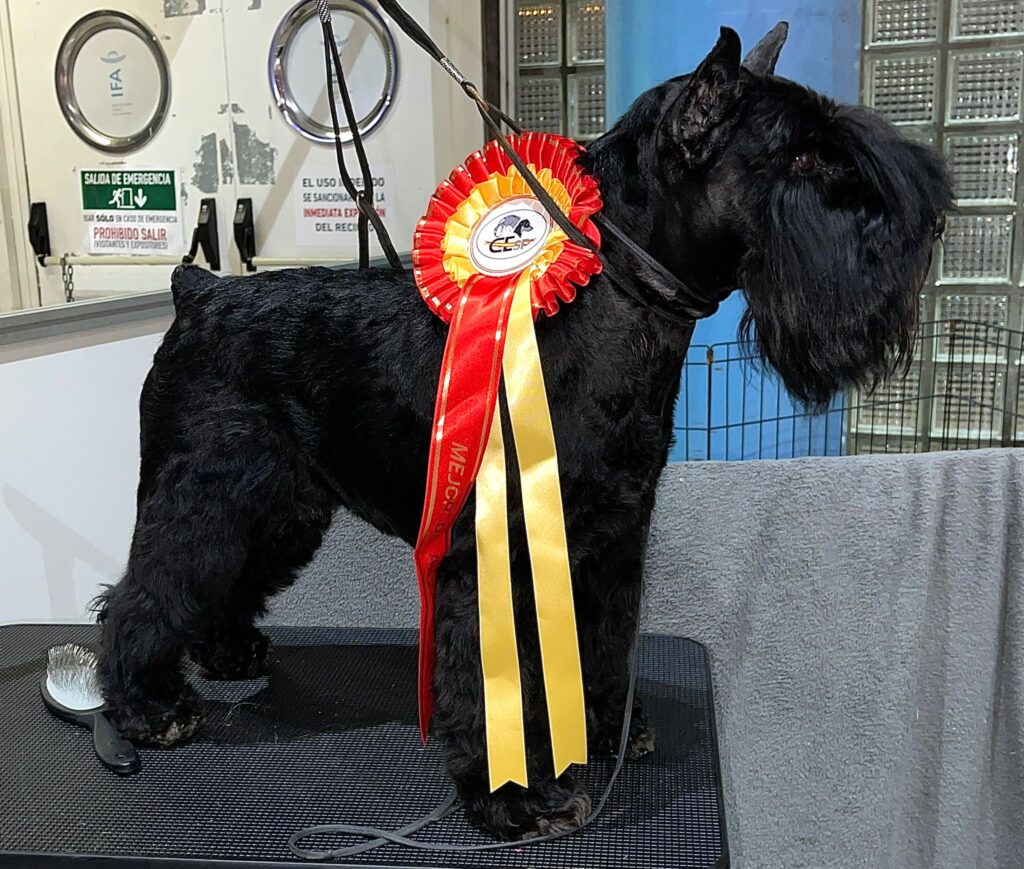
[320,7,403,268]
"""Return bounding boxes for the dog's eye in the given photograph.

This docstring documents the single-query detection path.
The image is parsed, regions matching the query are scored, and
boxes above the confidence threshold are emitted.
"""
[794,152,817,173]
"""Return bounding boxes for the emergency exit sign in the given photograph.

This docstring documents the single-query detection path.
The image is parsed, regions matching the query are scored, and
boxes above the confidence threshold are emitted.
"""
[81,169,177,210]
[79,168,184,256]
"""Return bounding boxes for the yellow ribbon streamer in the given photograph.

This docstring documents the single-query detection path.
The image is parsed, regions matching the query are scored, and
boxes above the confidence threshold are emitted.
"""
[476,271,588,791]
[476,406,528,789]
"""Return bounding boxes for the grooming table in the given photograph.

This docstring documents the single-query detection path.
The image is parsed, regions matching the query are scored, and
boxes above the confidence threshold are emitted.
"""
[0,625,728,868]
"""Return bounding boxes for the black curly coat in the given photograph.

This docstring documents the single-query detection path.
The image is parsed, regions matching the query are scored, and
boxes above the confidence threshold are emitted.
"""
[96,26,951,838]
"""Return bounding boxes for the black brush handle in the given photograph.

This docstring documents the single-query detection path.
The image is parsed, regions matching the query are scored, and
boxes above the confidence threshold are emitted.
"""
[89,711,140,775]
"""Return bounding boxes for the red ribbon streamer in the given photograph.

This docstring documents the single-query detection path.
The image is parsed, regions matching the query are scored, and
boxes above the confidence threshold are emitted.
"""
[412,272,517,737]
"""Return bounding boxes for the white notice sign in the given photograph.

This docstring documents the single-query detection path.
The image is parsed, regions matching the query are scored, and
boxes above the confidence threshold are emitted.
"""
[294,163,392,247]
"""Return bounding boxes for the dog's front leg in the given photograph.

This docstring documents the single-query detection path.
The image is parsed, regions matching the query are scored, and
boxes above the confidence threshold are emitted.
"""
[578,526,656,760]
[431,552,591,840]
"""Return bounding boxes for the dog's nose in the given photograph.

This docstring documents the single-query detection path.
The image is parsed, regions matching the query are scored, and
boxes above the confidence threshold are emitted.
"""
[933,214,946,240]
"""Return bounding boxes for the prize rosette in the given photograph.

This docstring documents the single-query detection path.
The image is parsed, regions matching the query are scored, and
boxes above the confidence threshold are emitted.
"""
[412,132,603,790]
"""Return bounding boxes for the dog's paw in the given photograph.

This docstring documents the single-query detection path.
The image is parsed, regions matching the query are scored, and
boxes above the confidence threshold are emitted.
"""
[109,689,204,747]
[523,788,591,839]
[626,715,656,759]
[591,704,656,759]
[464,775,591,841]
[190,627,273,680]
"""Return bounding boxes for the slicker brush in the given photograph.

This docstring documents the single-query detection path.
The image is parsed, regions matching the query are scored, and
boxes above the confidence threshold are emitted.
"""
[40,643,140,775]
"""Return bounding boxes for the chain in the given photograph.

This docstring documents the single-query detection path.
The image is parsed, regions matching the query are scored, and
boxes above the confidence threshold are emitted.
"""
[60,255,75,303]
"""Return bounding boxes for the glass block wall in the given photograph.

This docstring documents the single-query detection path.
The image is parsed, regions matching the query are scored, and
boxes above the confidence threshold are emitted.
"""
[856,0,1024,451]
[514,0,606,142]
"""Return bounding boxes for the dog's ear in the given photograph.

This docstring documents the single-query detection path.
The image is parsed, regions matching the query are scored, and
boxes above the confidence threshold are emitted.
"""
[662,27,742,164]
[742,21,788,75]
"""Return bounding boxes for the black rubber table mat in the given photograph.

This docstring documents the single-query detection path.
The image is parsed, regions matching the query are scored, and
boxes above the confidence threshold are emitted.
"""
[0,625,727,868]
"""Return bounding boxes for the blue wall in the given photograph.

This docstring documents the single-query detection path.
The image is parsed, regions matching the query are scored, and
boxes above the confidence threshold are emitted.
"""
[605,0,862,459]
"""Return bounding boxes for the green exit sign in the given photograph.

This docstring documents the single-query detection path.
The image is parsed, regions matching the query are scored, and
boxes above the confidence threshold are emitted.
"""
[80,169,177,212]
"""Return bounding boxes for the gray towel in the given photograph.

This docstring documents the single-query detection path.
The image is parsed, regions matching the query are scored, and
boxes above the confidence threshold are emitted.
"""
[646,448,1024,869]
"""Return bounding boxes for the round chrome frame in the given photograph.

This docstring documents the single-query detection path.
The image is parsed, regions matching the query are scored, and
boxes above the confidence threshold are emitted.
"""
[55,11,171,154]
[269,0,399,145]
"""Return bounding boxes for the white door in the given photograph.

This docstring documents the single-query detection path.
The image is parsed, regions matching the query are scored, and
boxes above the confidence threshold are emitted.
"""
[10,1,234,305]
[219,0,483,268]
[9,0,482,305]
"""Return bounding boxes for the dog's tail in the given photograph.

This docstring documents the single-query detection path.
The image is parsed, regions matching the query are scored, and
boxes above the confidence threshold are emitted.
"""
[89,583,115,622]
[169,264,219,310]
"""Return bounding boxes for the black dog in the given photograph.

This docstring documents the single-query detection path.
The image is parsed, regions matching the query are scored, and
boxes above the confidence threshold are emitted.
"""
[96,25,950,839]
[513,218,534,237]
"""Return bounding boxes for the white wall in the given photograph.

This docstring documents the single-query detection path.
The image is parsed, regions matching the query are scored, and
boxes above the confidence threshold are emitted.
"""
[0,0,37,312]
[0,330,164,623]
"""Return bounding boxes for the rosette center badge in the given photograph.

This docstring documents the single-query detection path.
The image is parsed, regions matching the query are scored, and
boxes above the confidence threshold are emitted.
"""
[469,197,553,277]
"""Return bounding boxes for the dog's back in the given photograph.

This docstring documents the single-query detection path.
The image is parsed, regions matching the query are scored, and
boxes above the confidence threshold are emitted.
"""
[137,264,444,534]
[160,264,442,409]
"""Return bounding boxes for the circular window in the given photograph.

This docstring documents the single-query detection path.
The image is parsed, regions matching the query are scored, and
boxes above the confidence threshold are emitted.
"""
[55,11,171,154]
[270,0,398,145]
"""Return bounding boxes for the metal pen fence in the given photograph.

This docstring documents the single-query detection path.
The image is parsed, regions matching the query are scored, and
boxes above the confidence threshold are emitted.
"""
[673,319,1024,461]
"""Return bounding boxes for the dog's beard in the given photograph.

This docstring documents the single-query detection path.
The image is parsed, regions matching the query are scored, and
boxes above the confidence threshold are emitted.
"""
[739,178,933,409]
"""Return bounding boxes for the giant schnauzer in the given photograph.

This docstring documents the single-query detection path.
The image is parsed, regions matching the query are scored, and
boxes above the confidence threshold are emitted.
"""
[96,24,951,839]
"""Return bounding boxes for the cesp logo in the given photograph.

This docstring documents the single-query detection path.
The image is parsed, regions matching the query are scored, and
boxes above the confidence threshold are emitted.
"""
[488,215,539,254]
[469,197,552,277]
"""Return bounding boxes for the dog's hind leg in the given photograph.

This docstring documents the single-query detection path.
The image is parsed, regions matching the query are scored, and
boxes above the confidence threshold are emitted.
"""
[188,508,331,680]
[97,447,296,746]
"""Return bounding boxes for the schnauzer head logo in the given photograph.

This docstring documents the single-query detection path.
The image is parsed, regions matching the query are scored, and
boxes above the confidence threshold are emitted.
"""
[489,214,540,255]
[583,21,952,408]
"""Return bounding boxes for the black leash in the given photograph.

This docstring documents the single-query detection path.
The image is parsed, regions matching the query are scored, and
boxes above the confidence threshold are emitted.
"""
[375,0,705,324]
[288,631,642,859]
[318,0,707,324]
[316,0,403,269]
